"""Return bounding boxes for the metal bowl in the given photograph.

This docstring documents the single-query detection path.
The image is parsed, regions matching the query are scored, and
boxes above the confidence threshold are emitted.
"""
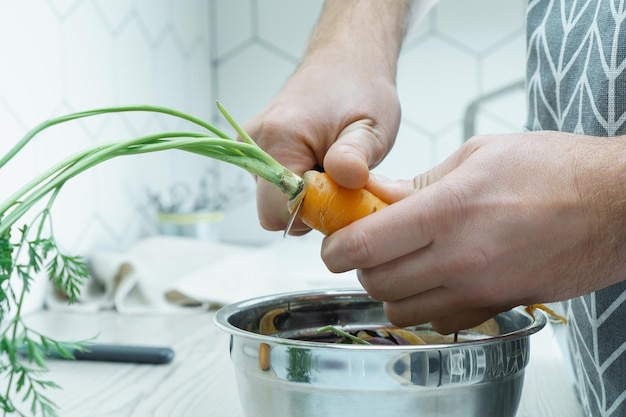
[214,289,546,417]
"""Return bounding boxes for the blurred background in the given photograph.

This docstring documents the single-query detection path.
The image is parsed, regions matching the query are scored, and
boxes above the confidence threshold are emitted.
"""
[0,0,526,269]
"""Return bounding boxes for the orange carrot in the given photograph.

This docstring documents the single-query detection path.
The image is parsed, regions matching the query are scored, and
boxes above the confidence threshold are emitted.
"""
[289,171,389,235]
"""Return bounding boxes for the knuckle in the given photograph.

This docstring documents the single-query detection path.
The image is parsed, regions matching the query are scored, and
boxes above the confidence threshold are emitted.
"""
[357,268,386,300]
[344,228,377,267]
[456,248,490,277]
[321,229,374,273]
[384,302,416,328]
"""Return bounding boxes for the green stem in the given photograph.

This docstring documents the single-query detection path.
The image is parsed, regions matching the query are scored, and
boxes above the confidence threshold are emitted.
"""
[216,101,255,145]
[315,326,372,345]
[0,133,202,236]
[0,144,110,218]
[0,105,232,170]
[0,135,303,237]
[3,203,52,409]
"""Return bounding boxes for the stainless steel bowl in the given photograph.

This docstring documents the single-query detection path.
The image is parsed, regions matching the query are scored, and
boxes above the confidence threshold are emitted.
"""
[214,289,546,417]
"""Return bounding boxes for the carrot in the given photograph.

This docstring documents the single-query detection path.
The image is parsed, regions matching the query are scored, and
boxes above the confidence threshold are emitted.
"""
[525,303,568,324]
[288,171,389,235]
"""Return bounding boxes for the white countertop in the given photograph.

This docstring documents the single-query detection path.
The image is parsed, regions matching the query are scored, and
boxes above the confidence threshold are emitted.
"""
[15,309,584,417]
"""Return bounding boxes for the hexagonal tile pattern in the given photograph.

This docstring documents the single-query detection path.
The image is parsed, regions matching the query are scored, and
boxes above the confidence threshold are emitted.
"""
[47,0,83,18]
[113,17,155,107]
[153,33,189,115]
[92,0,133,32]
[0,2,63,127]
[212,0,253,59]
[403,9,435,50]
[373,123,435,180]
[397,37,479,133]
[478,90,527,133]
[48,165,98,252]
[0,0,222,255]
[133,0,171,43]
[171,0,210,52]
[433,125,465,163]
[63,1,116,110]
[216,43,296,122]
[481,35,526,92]
[436,0,526,54]
[0,0,530,261]
[257,0,324,58]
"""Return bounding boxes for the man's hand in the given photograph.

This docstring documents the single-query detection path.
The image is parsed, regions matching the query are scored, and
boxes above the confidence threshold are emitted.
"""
[243,0,413,234]
[322,131,626,334]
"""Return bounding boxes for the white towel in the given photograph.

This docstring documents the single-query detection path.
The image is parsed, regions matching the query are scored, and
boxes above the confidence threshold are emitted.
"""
[45,235,360,314]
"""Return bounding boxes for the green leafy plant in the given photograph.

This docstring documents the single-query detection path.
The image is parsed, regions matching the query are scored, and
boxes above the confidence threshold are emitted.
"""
[0,102,304,416]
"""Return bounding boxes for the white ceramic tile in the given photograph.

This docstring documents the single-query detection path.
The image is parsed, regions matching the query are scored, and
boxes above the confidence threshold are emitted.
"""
[479,89,527,132]
[433,125,465,164]
[473,109,525,136]
[133,0,171,43]
[257,0,323,59]
[403,6,435,50]
[46,0,82,18]
[0,1,63,127]
[47,160,97,251]
[171,0,210,51]
[0,2,218,272]
[188,46,213,122]
[88,119,144,239]
[92,0,133,32]
[481,34,526,93]
[153,33,188,119]
[0,101,30,155]
[0,138,38,208]
[372,123,436,180]
[397,36,479,134]
[436,0,526,54]
[63,2,116,110]
[213,0,253,58]
[216,43,296,123]
[112,15,155,107]
[0,108,39,228]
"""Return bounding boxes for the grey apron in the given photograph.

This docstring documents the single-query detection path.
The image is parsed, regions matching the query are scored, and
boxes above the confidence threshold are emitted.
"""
[526,1,626,415]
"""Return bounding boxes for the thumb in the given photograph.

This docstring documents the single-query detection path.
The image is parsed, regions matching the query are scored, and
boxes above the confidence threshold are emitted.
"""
[323,120,395,189]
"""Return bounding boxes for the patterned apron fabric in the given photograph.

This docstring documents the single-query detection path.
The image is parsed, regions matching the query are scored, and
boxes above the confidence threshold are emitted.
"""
[526,1,626,416]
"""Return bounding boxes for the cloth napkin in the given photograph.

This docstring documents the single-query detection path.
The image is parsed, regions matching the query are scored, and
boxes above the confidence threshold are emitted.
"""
[45,235,360,314]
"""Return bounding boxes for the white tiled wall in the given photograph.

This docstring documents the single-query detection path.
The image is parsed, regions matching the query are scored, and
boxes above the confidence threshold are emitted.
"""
[0,0,217,255]
[0,0,529,256]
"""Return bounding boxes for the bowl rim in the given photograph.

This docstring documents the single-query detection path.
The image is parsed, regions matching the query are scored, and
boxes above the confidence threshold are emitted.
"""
[214,288,547,351]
